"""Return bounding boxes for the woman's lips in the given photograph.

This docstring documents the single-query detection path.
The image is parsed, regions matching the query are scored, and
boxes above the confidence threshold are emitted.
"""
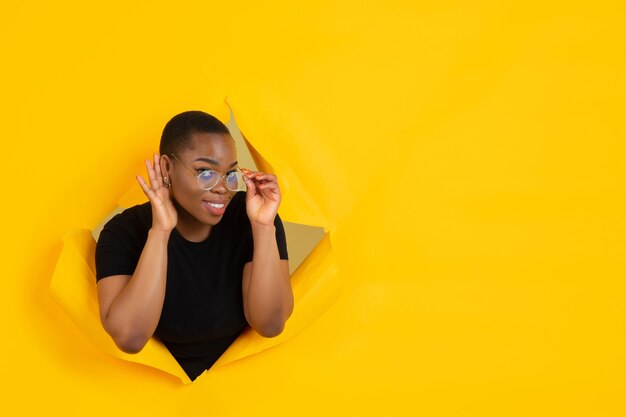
[202,200,228,216]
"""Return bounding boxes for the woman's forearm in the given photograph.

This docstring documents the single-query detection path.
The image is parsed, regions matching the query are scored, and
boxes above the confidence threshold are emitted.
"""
[104,229,170,352]
[246,223,293,336]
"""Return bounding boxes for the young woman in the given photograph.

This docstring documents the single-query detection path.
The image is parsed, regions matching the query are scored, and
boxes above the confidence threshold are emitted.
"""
[95,111,293,381]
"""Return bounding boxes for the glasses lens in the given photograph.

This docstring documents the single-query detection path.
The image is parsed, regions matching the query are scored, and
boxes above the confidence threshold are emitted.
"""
[225,171,245,191]
[197,170,219,190]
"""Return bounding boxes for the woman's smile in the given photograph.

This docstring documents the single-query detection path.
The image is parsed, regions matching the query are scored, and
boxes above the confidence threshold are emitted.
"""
[202,198,230,216]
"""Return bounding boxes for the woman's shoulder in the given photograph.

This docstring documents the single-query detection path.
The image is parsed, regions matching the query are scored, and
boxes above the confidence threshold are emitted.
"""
[217,192,249,229]
[231,191,246,205]
[224,191,247,216]
[95,203,152,279]
[101,202,152,237]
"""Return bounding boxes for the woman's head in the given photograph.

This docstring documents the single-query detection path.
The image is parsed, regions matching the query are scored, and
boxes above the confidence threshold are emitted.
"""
[159,111,231,156]
[159,111,239,236]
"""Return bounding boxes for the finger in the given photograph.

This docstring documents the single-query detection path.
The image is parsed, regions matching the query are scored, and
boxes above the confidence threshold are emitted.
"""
[243,174,257,199]
[137,175,155,199]
[241,169,260,184]
[137,175,165,205]
[242,169,276,196]
[145,159,160,191]
[242,170,276,188]
[258,181,281,199]
[259,180,280,192]
[153,153,164,185]
[253,173,277,182]
[251,173,272,182]
[241,168,265,179]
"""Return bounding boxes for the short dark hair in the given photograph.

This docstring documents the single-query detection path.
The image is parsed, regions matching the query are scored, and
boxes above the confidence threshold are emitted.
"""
[159,111,231,156]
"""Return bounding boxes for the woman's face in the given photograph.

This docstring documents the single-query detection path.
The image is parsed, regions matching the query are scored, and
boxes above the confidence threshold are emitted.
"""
[165,131,238,228]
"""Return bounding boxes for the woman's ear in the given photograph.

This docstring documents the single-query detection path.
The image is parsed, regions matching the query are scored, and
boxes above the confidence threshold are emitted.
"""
[160,154,172,185]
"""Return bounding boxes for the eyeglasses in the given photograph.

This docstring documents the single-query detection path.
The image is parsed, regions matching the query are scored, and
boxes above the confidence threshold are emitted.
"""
[170,154,246,191]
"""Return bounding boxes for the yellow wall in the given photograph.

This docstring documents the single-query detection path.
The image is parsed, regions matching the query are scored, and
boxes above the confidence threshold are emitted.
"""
[2,1,625,415]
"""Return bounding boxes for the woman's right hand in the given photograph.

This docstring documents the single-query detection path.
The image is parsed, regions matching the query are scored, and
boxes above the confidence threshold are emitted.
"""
[136,153,177,232]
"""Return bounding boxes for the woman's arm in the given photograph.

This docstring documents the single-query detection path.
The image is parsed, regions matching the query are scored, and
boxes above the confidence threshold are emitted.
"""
[241,169,294,337]
[242,227,292,337]
[97,229,170,353]
[97,154,177,353]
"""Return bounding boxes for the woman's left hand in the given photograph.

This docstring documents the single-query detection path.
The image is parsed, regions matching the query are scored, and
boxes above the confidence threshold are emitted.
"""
[241,168,282,226]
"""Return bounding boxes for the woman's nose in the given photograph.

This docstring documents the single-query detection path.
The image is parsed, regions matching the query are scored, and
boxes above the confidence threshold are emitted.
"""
[210,178,228,193]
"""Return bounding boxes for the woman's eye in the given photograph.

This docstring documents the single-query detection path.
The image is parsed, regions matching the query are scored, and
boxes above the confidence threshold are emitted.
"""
[198,170,218,180]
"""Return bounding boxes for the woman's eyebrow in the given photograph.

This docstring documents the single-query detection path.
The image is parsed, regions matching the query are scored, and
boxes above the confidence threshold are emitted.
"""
[193,157,238,168]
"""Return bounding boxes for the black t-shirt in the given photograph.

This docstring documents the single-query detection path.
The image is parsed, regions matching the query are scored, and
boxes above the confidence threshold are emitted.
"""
[95,191,288,381]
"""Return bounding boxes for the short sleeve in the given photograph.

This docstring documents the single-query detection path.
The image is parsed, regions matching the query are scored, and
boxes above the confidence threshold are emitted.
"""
[243,213,289,263]
[275,214,289,260]
[95,205,151,281]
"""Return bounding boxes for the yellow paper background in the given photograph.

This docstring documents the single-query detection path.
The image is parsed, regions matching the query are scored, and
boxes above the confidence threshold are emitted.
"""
[2,1,625,416]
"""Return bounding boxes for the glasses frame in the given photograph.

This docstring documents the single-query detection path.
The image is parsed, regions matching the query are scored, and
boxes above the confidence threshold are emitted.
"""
[169,154,245,191]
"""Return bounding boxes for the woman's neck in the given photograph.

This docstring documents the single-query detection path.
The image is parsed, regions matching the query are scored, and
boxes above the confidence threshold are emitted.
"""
[173,207,212,243]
